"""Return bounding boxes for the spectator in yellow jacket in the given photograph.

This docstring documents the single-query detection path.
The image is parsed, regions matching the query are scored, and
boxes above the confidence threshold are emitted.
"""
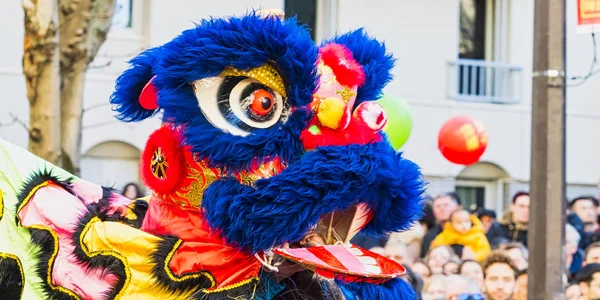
[430,209,491,261]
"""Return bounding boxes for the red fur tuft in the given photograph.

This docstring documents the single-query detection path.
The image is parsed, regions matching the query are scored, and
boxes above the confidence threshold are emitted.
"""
[141,126,187,195]
[320,43,366,87]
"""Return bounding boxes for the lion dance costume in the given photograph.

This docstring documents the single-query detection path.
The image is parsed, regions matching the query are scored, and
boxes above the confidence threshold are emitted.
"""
[0,11,425,299]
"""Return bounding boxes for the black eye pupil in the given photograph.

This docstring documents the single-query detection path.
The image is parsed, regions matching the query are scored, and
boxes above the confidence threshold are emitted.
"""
[261,97,272,110]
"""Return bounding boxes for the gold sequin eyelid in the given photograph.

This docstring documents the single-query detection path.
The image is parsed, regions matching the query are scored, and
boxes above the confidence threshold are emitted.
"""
[220,64,287,98]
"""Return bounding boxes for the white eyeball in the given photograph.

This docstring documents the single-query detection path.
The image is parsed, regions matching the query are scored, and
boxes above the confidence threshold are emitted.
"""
[193,76,288,136]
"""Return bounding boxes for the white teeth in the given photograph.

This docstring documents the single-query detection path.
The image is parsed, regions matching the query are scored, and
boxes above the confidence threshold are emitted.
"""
[365,265,382,274]
[349,247,363,256]
[354,249,382,274]
[357,256,377,265]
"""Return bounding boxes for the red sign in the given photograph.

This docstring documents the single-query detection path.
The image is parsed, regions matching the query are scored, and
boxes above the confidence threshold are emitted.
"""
[578,0,600,26]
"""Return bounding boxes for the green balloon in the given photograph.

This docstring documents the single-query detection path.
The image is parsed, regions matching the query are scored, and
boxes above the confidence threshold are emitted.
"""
[377,96,413,150]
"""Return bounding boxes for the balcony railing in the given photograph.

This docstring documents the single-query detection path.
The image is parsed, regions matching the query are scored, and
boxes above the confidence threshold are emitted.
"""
[447,59,523,104]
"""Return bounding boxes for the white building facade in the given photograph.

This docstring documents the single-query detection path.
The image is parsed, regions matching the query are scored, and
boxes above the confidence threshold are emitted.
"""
[0,0,598,212]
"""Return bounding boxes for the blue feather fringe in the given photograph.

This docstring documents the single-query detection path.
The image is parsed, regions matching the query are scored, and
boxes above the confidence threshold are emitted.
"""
[110,47,162,122]
[202,142,425,253]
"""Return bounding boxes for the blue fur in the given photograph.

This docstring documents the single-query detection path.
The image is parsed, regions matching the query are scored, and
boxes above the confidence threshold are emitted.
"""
[202,142,425,253]
[183,108,312,173]
[337,278,418,300]
[111,14,318,123]
[154,13,318,109]
[324,29,396,106]
[110,47,162,122]
[110,13,319,171]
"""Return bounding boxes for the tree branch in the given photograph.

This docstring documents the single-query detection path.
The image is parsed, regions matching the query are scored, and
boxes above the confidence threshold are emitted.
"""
[89,60,112,69]
[9,113,32,133]
[97,47,147,59]
[0,114,19,128]
[83,119,121,129]
[0,113,37,140]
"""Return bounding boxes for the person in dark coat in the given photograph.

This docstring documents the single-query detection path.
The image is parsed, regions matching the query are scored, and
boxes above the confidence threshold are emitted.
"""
[487,192,529,248]
[475,208,497,234]
[568,211,593,250]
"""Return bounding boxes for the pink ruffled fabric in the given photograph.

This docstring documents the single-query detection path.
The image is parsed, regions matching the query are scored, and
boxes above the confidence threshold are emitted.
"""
[18,183,117,299]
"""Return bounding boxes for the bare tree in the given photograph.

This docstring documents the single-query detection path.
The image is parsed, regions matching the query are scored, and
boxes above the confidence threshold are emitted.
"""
[23,0,62,164]
[22,0,116,174]
[58,0,116,174]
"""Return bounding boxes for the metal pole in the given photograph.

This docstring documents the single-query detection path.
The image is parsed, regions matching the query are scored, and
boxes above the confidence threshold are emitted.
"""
[528,0,567,299]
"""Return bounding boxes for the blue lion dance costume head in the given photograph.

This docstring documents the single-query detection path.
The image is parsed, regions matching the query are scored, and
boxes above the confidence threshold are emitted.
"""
[0,9,425,300]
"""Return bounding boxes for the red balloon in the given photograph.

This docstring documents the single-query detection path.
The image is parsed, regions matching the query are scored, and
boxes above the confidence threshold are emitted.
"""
[438,116,488,165]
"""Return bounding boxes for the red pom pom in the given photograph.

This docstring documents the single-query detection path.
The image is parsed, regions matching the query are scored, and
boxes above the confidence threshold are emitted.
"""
[139,76,159,110]
[320,43,365,87]
[141,126,186,195]
[300,116,382,151]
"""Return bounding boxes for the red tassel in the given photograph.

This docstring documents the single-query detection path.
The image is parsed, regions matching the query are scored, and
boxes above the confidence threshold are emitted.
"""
[320,43,365,87]
[139,76,159,110]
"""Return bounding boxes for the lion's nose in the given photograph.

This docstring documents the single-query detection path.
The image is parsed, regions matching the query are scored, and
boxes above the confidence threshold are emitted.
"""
[316,97,351,130]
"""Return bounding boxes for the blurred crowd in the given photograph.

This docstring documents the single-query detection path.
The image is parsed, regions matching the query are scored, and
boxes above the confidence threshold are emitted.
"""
[352,192,600,300]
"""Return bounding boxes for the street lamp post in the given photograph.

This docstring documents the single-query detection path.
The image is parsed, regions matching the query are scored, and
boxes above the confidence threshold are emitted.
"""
[528,0,567,299]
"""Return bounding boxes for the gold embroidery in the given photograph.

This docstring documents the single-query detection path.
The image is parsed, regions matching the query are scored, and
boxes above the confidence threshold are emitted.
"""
[336,86,357,103]
[176,180,205,207]
[174,160,220,207]
[169,158,283,208]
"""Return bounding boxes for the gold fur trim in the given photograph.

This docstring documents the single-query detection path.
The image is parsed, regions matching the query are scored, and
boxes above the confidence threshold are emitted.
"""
[202,277,259,294]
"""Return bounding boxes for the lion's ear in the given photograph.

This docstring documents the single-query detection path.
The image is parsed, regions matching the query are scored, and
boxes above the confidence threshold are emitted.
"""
[110,47,162,122]
[323,29,396,104]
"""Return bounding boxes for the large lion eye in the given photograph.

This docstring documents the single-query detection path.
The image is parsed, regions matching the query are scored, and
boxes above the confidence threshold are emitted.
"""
[193,76,288,136]
[248,89,275,119]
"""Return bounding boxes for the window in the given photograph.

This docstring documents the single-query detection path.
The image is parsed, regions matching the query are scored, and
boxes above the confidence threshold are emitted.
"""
[451,0,521,103]
[112,0,133,29]
[285,0,317,41]
[456,185,486,211]
[458,0,490,96]
[459,0,488,60]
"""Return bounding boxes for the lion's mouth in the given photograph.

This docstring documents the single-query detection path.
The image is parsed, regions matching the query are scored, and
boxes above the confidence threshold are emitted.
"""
[266,203,406,283]
[293,203,373,248]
